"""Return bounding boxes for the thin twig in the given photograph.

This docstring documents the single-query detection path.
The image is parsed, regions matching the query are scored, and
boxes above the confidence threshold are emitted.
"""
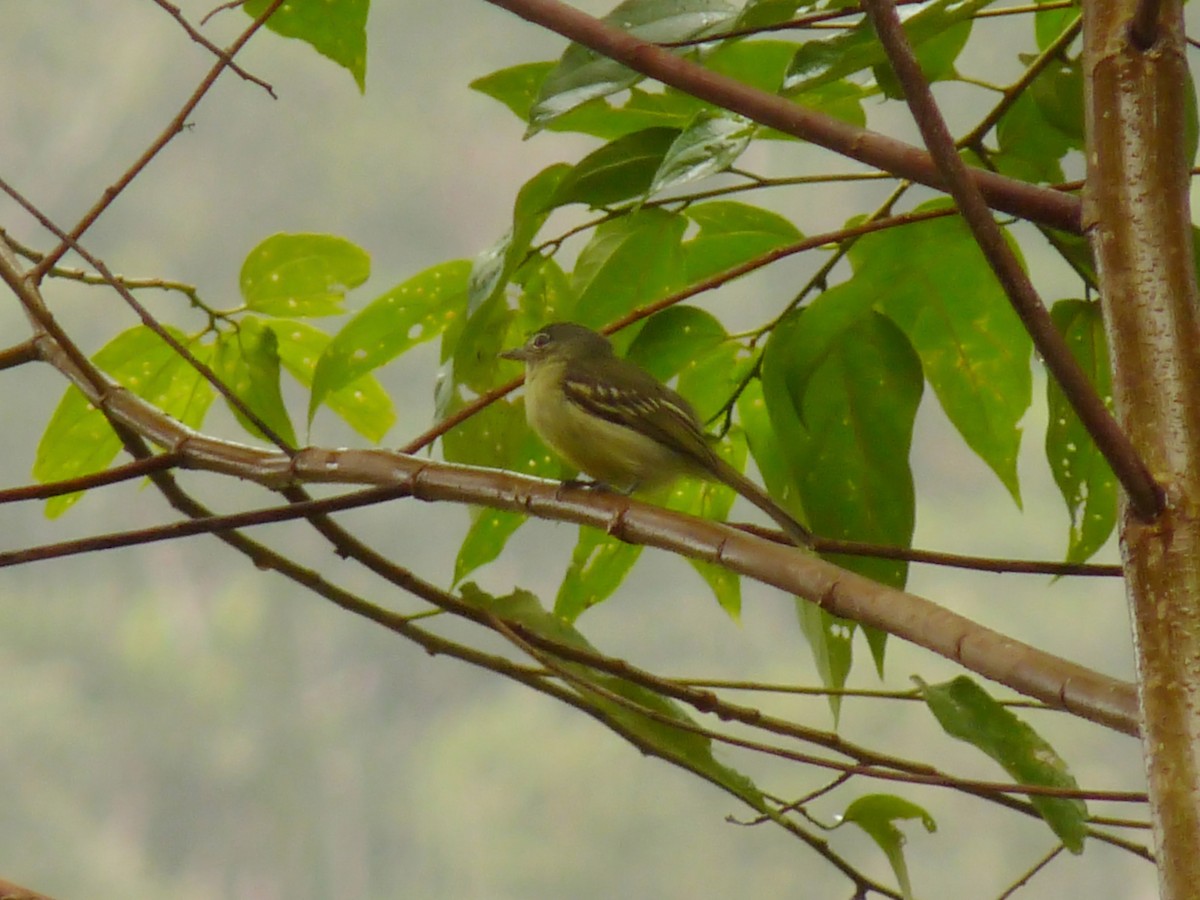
[150,0,277,96]
[29,0,286,280]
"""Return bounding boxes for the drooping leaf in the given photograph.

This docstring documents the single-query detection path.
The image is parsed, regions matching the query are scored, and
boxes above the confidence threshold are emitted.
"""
[761,305,922,698]
[838,794,937,900]
[264,319,394,441]
[444,397,549,582]
[557,530,645,621]
[309,260,470,421]
[1045,300,1116,563]
[551,128,681,209]
[919,676,1088,852]
[468,164,571,312]
[243,0,368,91]
[34,326,215,516]
[240,233,369,318]
[212,317,296,445]
[852,208,1032,504]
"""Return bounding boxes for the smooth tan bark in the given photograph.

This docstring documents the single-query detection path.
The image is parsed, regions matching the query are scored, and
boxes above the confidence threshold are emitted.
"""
[1083,0,1200,894]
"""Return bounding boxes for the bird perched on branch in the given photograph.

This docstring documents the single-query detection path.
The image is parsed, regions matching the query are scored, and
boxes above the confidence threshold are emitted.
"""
[501,322,811,547]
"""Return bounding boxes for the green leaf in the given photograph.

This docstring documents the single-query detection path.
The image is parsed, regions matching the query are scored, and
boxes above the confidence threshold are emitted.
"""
[556,530,645,621]
[761,306,922,698]
[529,0,737,132]
[784,0,990,93]
[309,259,470,420]
[873,15,973,98]
[1046,300,1116,563]
[919,676,1088,852]
[1027,56,1085,149]
[704,38,798,92]
[854,208,1032,504]
[625,305,729,382]
[469,164,571,312]
[243,0,368,91]
[648,110,757,198]
[551,128,681,209]
[264,319,394,442]
[212,317,297,445]
[240,233,369,318]
[839,794,937,900]
[796,602,853,721]
[569,209,687,327]
[993,91,1071,183]
[683,200,802,283]
[1034,1,1080,51]
[445,393,562,583]
[34,327,216,516]
[459,583,766,808]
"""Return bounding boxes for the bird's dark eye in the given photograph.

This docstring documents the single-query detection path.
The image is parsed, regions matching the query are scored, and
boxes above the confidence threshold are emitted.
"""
[530,331,551,350]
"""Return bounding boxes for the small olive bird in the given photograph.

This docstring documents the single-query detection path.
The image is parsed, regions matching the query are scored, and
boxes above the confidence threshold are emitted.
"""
[501,322,812,547]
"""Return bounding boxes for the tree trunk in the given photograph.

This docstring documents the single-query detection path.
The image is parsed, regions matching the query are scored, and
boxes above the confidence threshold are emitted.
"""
[1083,0,1200,894]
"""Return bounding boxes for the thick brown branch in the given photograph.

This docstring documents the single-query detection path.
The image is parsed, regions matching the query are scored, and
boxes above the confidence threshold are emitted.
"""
[483,0,1083,234]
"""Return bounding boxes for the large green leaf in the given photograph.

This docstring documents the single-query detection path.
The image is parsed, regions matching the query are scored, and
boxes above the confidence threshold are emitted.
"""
[243,0,367,91]
[309,260,470,421]
[550,128,681,209]
[34,326,215,517]
[528,0,738,132]
[569,209,687,326]
[1046,300,1116,563]
[682,200,802,282]
[919,676,1088,852]
[761,305,922,700]
[852,209,1032,504]
[212,317,297,446]
[239,233,369,318]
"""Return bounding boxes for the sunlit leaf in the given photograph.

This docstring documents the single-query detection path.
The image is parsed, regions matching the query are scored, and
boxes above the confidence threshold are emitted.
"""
[570,208,687,327]
[852,207,1031,504]
[243,0,367,91]
[239,232,369,318]
[34,327,215,516]
[310,260,470,421]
